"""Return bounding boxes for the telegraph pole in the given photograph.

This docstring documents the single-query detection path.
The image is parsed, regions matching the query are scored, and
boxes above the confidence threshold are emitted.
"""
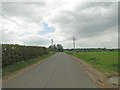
[73,37,76,52]
[51,39,53,45]
[51,39,54,52]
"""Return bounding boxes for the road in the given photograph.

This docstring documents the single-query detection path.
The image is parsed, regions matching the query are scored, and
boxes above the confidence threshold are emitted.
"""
[3,52,97,88]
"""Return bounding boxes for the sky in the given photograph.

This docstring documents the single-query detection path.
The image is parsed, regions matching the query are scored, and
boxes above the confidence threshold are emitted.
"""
[0,0,118,49]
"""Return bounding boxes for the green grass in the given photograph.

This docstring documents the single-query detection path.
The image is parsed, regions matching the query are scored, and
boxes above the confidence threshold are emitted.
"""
[3,52,55,77]
[67,51,119,75]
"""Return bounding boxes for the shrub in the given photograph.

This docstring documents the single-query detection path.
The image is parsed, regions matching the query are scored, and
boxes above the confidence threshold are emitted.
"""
[2,44,49,68]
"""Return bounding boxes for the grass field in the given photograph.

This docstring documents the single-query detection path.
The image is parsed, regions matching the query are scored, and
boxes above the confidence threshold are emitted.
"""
[67,51,119,75]
[3,52,55,77]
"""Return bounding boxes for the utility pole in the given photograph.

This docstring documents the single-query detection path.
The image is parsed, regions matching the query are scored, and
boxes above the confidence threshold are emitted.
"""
[51,39,53,45]
[51,39,54,52]
[73,37,76,52]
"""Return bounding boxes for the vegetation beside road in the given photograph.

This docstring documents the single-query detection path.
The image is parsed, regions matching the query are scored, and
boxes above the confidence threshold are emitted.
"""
[2,44,49,68]
[2,44,63,69]
[67,51,119,76]
[2,43,63,77]
[3,52,55,77]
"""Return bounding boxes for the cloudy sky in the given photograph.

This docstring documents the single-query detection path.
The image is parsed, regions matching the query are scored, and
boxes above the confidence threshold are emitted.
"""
[0,0,118,49]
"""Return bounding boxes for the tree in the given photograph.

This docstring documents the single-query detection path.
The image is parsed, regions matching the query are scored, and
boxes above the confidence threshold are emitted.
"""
[57,44,63,52]
[48,44,63,52]
[48,44,57,51]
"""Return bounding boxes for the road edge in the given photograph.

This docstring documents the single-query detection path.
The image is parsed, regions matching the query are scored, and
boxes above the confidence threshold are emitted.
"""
[68,54,118,88]
[2,53,56,83]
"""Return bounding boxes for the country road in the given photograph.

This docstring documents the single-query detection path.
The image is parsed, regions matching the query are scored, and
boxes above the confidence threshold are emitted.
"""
[3,52,97,88]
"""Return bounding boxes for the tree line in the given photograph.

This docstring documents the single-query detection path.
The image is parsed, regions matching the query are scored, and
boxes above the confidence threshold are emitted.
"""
[2,44,63,68]
[48,44,63,52]
[64,48,118,52]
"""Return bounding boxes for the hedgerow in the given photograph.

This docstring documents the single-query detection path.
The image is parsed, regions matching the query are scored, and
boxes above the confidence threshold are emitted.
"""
[2,44,49,68]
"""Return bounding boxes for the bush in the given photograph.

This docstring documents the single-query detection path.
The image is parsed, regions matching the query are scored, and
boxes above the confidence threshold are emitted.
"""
[2,44,49,68]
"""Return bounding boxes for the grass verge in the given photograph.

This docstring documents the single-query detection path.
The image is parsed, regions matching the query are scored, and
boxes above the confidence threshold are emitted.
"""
[3,52,55,77]
[67,51,119,76]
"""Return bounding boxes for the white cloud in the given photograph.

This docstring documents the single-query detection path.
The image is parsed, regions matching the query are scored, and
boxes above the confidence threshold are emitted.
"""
[1,1,118,48]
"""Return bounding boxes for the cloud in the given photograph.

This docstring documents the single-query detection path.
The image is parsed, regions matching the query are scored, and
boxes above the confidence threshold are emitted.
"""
[1,1,118,48]
[21,34,51,47]
[45,2,118,48]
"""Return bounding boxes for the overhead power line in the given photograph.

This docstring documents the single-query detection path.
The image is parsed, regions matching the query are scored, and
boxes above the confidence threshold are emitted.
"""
[0,13,31,31]
[87,2,112,23]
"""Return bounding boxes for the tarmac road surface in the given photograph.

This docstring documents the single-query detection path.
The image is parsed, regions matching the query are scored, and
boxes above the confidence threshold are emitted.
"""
[3,52,97,88]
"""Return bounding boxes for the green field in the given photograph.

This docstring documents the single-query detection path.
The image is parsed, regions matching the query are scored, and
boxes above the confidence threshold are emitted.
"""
[67,51,119,75]
[3,52,55,77]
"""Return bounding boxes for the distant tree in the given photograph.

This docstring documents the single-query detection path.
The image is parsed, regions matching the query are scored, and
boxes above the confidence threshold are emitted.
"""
[48,44,63,52]
[48,44,57,51]
[57,44,63,52]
